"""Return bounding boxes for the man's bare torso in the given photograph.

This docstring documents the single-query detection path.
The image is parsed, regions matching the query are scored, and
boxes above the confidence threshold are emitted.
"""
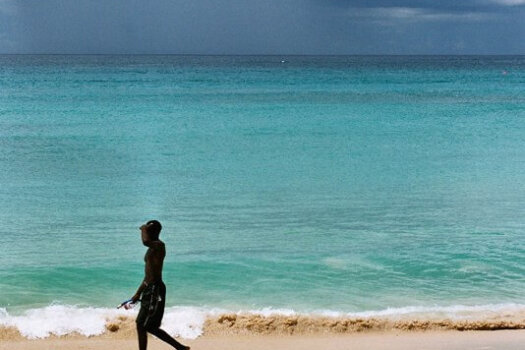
[144,241,165,284]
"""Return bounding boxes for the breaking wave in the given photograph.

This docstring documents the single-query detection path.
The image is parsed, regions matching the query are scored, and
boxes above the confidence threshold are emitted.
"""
[1,303,524,340]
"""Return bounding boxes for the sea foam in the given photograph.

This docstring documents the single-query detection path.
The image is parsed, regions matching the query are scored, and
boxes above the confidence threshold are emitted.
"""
[0,305,223,340]
[0,305,129,339]
[1,303,525,340]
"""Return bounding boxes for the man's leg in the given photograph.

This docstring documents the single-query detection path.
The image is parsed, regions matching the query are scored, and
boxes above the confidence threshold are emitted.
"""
[148,327,190,350]
[137,323,148,350]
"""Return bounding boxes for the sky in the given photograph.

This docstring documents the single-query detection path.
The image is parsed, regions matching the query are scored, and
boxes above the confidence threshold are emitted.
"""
[0,0,524,54]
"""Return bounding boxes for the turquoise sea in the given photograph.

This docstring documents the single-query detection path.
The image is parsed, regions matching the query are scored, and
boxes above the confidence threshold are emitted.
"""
[0,55,524,338]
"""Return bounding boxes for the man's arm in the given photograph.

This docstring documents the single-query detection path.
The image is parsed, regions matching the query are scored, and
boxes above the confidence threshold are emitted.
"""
[132,242,164,302]
[132,280,147,303]
[141,230,163,248]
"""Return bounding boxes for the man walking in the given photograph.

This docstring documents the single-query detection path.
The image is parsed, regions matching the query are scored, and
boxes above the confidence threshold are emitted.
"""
[131,220,190,350]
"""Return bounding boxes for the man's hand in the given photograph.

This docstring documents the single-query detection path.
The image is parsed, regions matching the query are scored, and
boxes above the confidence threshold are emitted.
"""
[131,293,141,304]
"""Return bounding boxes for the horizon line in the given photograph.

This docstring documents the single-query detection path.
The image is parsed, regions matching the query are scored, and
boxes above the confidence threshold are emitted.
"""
[1,53,524,57]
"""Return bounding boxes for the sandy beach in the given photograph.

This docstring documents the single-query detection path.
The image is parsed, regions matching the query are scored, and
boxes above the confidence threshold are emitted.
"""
[1,331,525,350]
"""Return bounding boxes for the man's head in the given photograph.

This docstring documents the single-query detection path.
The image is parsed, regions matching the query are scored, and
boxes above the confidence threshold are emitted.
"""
[140,220,162,241]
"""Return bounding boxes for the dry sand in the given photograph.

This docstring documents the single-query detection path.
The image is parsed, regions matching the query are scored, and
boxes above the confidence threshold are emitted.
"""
[1,330,525,350]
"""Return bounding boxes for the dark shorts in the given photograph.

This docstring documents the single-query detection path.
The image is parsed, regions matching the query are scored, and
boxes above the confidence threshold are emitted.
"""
[136,281,166,330]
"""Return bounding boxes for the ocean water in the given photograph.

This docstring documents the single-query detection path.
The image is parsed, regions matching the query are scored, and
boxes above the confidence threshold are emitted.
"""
[0,55,524,338]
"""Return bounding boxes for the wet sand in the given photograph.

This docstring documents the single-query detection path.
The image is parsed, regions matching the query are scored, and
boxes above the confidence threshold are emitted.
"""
[1,330,525,350]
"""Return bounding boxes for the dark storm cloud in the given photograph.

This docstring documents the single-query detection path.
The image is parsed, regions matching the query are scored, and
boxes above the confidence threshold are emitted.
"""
[1,0,318,54]
[0,0,524,54]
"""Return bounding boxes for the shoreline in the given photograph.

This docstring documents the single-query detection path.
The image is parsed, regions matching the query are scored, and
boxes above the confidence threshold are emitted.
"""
[1,330,525,350]
[2,311,525,341]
